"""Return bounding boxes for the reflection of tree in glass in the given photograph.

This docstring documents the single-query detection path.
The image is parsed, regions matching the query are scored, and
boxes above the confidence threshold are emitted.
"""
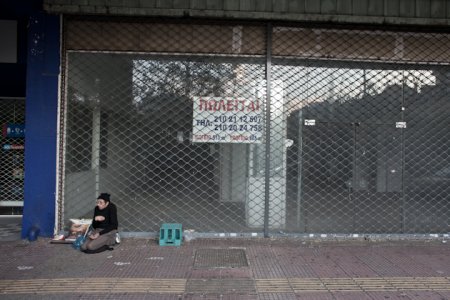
[132,60,235,112]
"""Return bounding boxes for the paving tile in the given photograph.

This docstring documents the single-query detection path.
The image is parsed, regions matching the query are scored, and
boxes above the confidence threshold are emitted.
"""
[307,263,348,278]
[184,294,258,299]
[383,253,437,276]
[332,291,373,299]
[1,237,450,298]
[355,252,410,277]
[437,291,450,299]
[410,254,450,276]
[220,268,253,278]
[404,291,447,299]
[367,291,412,299]
[293,292,335,299]
[189,268,225,279]
[258,293,297,299]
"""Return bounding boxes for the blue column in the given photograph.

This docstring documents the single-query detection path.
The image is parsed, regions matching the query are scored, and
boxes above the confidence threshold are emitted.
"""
[21,12,60,238]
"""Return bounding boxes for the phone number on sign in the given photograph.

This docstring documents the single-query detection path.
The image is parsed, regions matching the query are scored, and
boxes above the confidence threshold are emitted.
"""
[215,124,262,132]
[214,115,262,123]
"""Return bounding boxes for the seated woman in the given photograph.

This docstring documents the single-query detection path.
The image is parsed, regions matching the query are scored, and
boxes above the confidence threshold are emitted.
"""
[81,193,118,253]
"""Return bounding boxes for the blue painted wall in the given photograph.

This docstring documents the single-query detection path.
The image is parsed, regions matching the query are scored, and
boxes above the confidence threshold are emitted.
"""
[21,11,60,238]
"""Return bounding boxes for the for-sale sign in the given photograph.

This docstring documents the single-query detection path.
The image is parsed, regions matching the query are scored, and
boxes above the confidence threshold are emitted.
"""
[192,97,263,143]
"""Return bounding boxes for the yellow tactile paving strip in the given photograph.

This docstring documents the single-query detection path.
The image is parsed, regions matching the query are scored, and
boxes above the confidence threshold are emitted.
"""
[0,277,450,294]
[256,277,450,293]
[0,278,186,294]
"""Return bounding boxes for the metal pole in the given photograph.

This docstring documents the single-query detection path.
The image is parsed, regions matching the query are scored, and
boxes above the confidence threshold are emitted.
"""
[401,70,405,233]
[92,106,101,197]
[264,23,272,238]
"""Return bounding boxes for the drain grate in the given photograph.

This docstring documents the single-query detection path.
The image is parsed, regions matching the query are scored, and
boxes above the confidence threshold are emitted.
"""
[194,248,248,268]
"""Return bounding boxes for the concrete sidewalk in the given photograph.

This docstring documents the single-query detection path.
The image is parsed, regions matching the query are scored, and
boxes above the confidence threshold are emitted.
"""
[0,237,450,299]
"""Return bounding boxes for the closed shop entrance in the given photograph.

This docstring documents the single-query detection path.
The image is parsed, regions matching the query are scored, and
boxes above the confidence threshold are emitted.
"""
[59,17,450,235]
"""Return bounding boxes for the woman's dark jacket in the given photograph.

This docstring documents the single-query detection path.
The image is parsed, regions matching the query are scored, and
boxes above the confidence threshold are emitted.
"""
[92,202,118,235]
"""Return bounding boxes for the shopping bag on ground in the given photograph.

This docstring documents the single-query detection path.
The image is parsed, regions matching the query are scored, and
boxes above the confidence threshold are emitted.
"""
[72,235,85,250]
[72,225,91,250]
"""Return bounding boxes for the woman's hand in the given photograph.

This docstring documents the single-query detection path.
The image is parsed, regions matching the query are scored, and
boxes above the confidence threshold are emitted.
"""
[94,216,105,221]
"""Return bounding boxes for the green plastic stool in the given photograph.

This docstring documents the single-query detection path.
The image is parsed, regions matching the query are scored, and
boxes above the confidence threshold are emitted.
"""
[159,223,182,246]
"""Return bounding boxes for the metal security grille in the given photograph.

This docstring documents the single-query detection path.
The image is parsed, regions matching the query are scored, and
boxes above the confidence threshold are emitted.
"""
[0,98,25,213]
[60,17,450,235]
